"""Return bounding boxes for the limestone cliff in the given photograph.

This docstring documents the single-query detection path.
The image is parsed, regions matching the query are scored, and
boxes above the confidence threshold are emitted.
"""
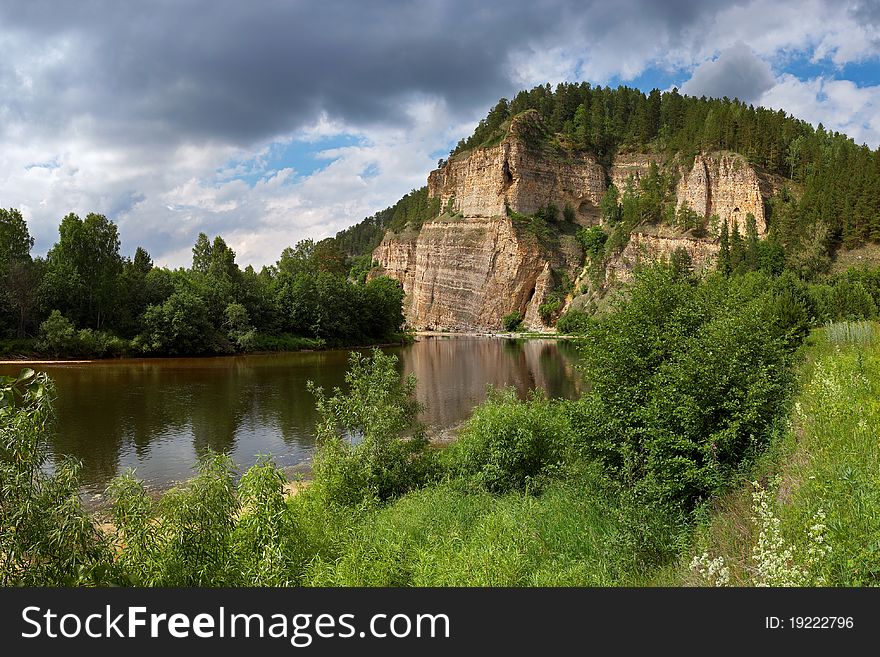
[676,152,767,235]
[371,216,578,331]
[605,227,720,284]
[428,110,606,222]
[372,115,775,332]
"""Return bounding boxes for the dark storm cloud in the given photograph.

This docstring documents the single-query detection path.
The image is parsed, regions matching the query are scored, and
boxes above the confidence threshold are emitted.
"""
[681,42,775,103]
[0,0,729,147]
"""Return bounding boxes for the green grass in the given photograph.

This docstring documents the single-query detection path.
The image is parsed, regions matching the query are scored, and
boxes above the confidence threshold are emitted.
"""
[302,464,633,586]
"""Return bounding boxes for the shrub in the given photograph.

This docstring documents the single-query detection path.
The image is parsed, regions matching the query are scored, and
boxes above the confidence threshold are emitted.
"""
[502,311,524,332]
[574,265,798,509]
[309,349,437,507]
[0,369,109,585]
[37,310,76,357]
[556,309,593,335]
[445,388,574,493]
[538,295,563,324]
[577,226,607,259]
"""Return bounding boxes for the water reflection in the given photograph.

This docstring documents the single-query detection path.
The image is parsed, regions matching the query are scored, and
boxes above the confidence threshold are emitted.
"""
[0,337,582,495]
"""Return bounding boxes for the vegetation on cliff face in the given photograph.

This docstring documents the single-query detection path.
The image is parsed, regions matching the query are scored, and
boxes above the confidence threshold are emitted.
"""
[0,209,406,357]
[334,187,440,256]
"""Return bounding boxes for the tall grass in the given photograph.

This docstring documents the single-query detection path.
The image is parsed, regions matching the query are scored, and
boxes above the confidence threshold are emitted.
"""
[824,320,876,346]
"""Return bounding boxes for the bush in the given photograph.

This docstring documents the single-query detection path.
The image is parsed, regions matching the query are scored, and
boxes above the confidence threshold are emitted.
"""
[574,265,799,509]
[107,453,308,586]
[556,309,593,335]
[445,388,574,493]
[577,226,607,258]
[538,295,563,324]
[309,349,437,507]
[0,369,109,585]
[137,290,214,355]
[37,310,77,357]
[36,310,125,358]
[502,311,524,332]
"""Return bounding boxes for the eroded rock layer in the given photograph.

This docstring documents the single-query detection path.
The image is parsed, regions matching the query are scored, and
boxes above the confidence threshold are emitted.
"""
[676,152,767,235]
[372,216,563,331]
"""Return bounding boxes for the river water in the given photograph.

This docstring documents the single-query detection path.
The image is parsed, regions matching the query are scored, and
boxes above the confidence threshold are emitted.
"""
[1,336,583,499]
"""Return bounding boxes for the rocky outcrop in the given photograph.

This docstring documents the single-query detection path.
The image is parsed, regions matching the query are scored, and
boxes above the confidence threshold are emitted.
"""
[610,153,662,192]
[428,111,606,223]
[676,152,766,235]
[373,116,774,332]
[605,228,720,284]
[371,216,575,331]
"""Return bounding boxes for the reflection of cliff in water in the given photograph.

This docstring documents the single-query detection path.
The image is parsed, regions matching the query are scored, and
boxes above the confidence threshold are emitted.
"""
[397,337,583,430]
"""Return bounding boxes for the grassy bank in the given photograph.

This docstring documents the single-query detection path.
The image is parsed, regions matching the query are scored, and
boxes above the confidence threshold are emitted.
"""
[660,321,880,586]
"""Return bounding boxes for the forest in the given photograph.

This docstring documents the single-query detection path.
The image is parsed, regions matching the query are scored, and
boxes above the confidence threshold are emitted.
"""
[0,208,405,357]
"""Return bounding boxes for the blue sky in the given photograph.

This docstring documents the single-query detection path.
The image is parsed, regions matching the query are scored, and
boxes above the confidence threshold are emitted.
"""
[1,0,879,267]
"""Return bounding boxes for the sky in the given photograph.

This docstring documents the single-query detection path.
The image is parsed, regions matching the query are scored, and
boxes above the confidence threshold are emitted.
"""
[1,0,879,268]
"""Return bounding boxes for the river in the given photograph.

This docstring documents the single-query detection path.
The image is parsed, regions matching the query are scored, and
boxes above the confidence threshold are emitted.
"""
[0,336,583,500]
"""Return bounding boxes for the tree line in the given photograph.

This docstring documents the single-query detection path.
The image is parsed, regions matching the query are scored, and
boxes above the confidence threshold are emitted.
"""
[0,208,405,357]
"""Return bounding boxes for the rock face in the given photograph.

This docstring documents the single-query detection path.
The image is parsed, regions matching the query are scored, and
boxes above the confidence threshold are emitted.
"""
[428,111,606,222]
[609,153,662,192]
[371,216,574,331]
[676,152,766,235]
[605,228,720,284]
[373,116,774,332]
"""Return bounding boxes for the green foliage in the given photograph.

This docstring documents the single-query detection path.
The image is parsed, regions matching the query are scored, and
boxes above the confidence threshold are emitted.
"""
[137,290,214,355]
[502,311,524,332]
[574,265,800,509]
[555,309,593,334]
[445,388,574,493]
[599,184,622,225]
[538,294,563,324]
[0,370,109,585]
[577,226,607,258]
[309,349,437,507]
[224,302,256,351]
[36,310,76,356]
[107,453,308,586]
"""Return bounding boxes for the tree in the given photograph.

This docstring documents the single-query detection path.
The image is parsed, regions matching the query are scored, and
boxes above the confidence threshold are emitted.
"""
[600,184,622,225]
[730,221,745,272]
[138,290,214,355]
[718,218,731,276]
[0,209,37,337]
[744,213,760,272]
[45,213,123,330]
[208,236,238,280]
[0,208,34,265]
[277,240,316,278]
[312,238,347,276]
[192,233,212,274]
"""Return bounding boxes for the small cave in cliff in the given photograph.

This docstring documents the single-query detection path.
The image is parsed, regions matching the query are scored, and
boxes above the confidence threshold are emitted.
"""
[502,158,513,186]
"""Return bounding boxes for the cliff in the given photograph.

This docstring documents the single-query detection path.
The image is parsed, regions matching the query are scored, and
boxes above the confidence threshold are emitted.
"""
[371,216,579,331]
[372,115,775,332]
[676,152,767,235]
[428,110,606,222]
